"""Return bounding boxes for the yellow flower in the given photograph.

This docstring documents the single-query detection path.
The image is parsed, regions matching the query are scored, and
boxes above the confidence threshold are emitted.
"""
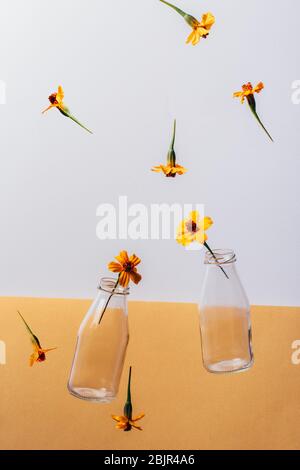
[42,85,65,114]
[152,163,187,178]
[112,414,145,432]
[108,251,142,288]
[152,119,187,178]
[159,1,215,46]
[233,82,264,104]
[42,85,93,134]
[186,12,215,46]
[18,311,57,367]
[176,211,213,246]
[30,344,57,367]
[233,82,273,142]
[112,367,145,432]
[176,213,229,278]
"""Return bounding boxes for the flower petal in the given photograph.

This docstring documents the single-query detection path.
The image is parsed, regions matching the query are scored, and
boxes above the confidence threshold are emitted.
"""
[254,82,264,94]
[115,250,129,265]
[29,351,39,367]
[190,211,200,224]
[131,424,143,431]
[119,271,130,288]
[112,415,125,423]
[129,254,141,268]
[202,216,213,231]
[132,413,145,422]
[108,262,122,273]
[42,104,57,114]
[57,86,64,103]
[151,165,164,173]
[200,12,215,30]
[130,270,142,285]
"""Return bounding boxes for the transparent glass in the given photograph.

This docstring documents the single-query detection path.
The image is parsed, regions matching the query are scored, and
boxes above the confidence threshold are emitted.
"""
[68,278,129,403]
[199,250,254,374]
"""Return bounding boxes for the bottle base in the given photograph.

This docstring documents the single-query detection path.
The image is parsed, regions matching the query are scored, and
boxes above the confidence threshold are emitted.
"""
[68,386,116,403]
[205,357,254,374]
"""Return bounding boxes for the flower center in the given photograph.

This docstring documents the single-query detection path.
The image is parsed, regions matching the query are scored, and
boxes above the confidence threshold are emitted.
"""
[124,262,133,273]
[186,221,199,233]
[49,93,58,104]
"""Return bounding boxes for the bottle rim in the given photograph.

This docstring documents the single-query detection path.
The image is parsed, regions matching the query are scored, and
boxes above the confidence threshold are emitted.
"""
[205,249,236,265]
[98,277,130,295]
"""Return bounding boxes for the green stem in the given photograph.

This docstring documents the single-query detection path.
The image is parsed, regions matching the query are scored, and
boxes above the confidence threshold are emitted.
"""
[159,0,186,19]
[248,103,273,142]
[68,115,93,134]
[98,276,120,325]
[170,119,176,151]
[17,311,41,347]
[204,242,229,279]
[167,119,177,166]
[124,366,133,420]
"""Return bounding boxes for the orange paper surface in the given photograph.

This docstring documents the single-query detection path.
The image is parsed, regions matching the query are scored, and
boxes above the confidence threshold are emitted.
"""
[0,297,300,450]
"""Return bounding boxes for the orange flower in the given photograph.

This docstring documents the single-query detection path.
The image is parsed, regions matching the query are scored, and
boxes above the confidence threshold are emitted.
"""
[152,163,187,178]
[18,311,57,367]
[152,120,187,178]
[176,211,213,247]
[176,212,229,279]
[42,85,65,114]
[186,12,215,46]
[29,343,57,367]
[159,1,215,46]
[233,82,264,104]
[42,85,93,134]
[108,251,142,288]
[112,367,145,432]
[112,414,145,432]
[233,82,273,142]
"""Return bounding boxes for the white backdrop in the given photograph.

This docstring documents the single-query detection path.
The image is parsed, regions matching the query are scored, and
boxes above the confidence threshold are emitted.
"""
[0,0,299,305]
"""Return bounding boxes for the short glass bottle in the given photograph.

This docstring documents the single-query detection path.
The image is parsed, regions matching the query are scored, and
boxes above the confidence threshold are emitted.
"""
[199,250,254,374]
[68,278,129,403]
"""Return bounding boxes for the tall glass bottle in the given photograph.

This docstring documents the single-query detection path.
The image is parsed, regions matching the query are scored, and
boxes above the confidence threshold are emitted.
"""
[68,278,129,403]
[199,250,254,374]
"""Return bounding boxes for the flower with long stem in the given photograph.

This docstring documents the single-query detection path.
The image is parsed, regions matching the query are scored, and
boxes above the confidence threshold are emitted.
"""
[233,82,273,142]
[176,211,229,279]
[159,0,215,46]
[152,119,187,178]
[98,251,142,325]
[42,85,93,134]
[18,311,57,366]
[112,367,145,431]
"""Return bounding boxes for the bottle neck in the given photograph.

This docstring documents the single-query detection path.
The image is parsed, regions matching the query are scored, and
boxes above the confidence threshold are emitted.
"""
[204,249,236,266]
[98,277,130,296]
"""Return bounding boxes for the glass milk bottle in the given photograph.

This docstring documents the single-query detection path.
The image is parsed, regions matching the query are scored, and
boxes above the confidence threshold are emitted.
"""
[199,250,254,374]
[68,278,129,403]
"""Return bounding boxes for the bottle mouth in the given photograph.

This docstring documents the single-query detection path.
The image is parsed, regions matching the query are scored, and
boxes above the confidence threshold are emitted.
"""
[98,277,130,295]
[205,249,236,265]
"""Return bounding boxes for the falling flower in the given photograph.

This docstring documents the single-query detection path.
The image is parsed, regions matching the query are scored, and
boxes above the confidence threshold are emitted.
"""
[42,85,93,134]
[152,119,187,178]
[159,0,215,46]
[233,82,273,142]
[112,367,145,432]
[18,311,57,367]
[176,212,229,279]
[108,251,142,288]
[233,82,264,104]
